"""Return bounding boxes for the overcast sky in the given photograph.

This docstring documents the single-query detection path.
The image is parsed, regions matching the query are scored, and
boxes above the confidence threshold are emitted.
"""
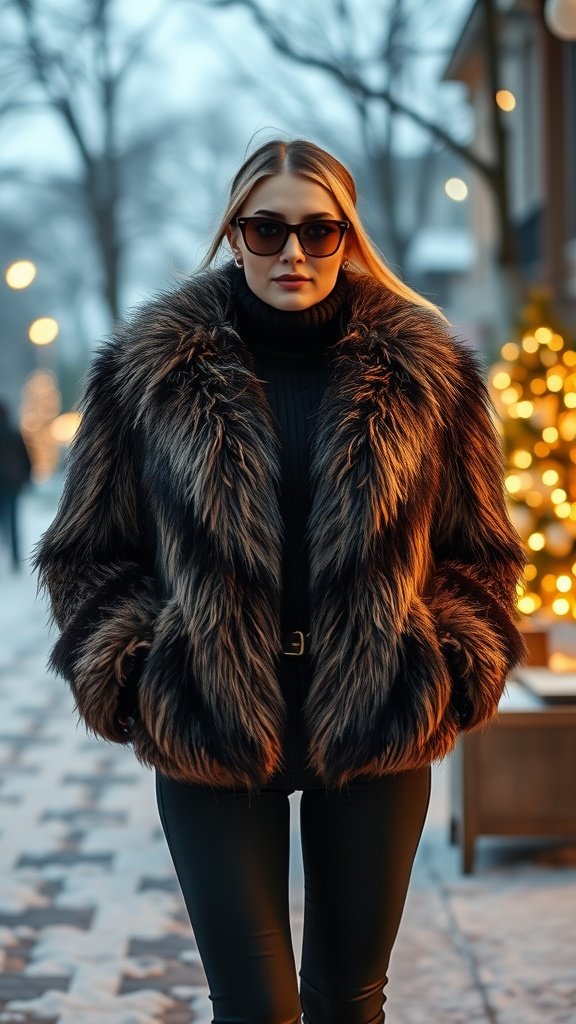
[2,0,475,173]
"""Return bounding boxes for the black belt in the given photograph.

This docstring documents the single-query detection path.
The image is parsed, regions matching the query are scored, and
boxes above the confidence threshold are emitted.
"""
[280,630,311,656]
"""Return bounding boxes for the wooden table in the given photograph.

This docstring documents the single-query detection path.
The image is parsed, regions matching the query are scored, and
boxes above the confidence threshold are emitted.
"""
[449,679,576,873]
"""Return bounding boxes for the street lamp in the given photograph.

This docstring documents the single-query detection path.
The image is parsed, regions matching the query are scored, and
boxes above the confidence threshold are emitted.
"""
[28,317,59,346]
[5,260,37,289]
[445,178,468,202]
[544,0,576,39]
[496,89,516,112]
[28,317,59,376]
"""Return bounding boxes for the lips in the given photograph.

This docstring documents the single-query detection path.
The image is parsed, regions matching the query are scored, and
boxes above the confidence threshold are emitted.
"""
[273,275,310,282]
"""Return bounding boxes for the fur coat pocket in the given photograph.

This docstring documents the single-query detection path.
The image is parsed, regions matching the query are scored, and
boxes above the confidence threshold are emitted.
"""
[48,570,161,744]
[425,566,527,732]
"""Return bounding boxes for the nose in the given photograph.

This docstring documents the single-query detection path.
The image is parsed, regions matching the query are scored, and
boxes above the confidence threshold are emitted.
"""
[281,228,306,261]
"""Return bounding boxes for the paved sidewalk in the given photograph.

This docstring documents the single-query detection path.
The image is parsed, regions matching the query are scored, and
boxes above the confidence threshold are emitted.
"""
[0,490,575,1023]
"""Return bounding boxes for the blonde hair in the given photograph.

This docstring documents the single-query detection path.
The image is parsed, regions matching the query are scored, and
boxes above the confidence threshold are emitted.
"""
[197,135,449,322]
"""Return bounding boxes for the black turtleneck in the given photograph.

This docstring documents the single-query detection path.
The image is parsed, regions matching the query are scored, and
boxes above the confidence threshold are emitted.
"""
[230,266,350,632]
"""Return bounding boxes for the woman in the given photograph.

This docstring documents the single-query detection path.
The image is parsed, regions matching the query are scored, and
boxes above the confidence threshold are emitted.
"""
[31,137,528,1024]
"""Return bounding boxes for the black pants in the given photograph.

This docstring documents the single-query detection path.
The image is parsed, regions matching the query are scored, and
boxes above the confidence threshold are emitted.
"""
[155,651,432,1024]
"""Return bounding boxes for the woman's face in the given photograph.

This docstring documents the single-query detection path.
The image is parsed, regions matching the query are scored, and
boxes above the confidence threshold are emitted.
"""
[225,171,349,310]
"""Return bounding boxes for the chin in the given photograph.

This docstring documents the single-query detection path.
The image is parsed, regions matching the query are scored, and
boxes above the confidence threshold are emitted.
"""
[275,296,313,311]
[267,285,314,307]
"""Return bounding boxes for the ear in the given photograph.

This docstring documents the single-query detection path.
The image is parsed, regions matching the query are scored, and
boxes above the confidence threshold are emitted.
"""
[225,223,237,248]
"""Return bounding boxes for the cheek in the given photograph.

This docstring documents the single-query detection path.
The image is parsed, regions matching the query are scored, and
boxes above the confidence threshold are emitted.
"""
[242,261,273,301]
[244,253,270,276]
[316,259,341,294]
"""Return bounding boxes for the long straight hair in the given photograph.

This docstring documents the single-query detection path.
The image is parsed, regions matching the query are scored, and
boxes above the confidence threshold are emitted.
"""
[197,136,449,322]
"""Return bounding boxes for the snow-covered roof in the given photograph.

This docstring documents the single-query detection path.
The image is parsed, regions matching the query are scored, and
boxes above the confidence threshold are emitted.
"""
[404,227,476,274]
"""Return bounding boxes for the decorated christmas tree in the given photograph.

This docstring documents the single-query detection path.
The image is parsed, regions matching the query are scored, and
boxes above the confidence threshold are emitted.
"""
[488,287,576,626]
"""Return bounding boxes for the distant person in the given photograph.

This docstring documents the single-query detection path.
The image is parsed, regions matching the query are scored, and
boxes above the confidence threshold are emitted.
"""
[0,400,32,572]
[31,136,528,1023]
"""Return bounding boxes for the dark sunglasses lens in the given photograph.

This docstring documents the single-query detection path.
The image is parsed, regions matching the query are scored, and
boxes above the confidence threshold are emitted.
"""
[300,222,342,255]
[243,219,343,256]
[244,219,286,254]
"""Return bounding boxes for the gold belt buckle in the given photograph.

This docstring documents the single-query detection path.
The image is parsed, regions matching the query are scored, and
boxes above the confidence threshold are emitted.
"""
[284,630,306,656]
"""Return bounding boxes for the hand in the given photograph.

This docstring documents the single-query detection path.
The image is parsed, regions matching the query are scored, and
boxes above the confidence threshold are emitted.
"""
[115,640,150,734]
[117,712,137,734]
[438,630,474,728]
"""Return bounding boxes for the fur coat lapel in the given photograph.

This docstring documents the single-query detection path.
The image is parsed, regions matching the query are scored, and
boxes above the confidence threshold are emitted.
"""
[33,260,529,790]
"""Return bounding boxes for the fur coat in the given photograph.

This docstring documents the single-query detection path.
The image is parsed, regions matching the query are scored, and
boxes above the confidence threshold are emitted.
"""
[31,259,529,790]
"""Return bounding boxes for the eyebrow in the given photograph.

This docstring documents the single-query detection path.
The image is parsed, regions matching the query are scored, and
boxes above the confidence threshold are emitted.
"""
[250,209,339,220]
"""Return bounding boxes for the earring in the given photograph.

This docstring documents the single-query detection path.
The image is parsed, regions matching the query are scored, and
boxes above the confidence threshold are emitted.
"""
[233,253,243,268]
[343,257,349,269]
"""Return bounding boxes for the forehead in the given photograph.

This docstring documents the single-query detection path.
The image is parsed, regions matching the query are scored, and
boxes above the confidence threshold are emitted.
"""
[243,172,342,217]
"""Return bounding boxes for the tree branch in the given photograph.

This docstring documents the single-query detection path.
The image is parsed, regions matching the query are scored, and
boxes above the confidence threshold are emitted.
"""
[12,0,94,166]
[194,0,496,184]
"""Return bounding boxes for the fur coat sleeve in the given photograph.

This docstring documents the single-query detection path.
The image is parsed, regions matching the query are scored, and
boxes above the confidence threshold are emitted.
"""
[425,342,529,730]
[30,342,161,744]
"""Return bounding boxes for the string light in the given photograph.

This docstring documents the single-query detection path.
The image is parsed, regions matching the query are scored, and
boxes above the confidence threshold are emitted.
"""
[493,296,576,623]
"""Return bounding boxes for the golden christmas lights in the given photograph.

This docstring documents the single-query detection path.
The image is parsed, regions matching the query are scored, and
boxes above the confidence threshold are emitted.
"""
[489,291,576,620]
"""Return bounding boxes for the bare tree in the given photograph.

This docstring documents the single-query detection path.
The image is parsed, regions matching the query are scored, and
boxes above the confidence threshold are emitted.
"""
[0,0,249,320]
[194,0,522,315]
[0,0,339,320]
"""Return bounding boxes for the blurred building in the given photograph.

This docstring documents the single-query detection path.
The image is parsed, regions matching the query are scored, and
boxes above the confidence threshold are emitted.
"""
[399,148,477,339]
[442,0,576,333]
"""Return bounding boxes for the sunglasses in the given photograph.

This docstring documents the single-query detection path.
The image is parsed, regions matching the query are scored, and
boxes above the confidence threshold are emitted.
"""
[232,216,350,258]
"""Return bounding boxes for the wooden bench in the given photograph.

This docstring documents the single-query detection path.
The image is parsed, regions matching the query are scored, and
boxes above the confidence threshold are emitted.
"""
[449,677,576,873]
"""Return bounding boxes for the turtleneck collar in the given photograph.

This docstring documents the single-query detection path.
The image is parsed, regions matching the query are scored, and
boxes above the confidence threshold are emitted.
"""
[230,265,350,365]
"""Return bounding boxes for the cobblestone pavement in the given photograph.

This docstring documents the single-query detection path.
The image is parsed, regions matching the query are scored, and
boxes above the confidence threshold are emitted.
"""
[0,491,575,1023]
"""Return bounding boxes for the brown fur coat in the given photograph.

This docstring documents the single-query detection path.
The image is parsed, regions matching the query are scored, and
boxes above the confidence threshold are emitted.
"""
[31,259,529,790]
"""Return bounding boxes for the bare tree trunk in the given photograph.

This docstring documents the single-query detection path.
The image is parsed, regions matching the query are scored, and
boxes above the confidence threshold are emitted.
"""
[481,0,525,328]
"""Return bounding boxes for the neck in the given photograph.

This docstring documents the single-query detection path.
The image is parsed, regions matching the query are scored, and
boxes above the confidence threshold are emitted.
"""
[230,265,350,364]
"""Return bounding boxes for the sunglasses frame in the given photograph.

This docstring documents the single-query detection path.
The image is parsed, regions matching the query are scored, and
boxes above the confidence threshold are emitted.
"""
[232,216,350,257]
